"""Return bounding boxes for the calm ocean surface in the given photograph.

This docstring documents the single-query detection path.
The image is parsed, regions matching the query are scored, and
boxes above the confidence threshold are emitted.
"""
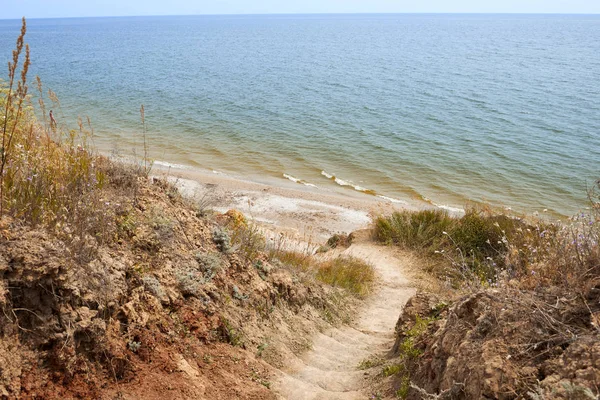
[1,14,599,216]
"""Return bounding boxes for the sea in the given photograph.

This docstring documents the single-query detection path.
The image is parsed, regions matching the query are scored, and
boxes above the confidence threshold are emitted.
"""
[0,14,599,217]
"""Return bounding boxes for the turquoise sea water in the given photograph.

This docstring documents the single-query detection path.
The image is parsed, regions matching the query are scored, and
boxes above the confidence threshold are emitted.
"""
[0,14,599,216]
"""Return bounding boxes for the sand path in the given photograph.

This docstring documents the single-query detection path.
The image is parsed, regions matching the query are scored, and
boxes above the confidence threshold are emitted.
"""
[161,169,417,398]
[273,241,416,399]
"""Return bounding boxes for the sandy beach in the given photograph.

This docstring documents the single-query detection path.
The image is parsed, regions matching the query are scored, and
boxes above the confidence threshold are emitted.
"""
[152,164,415,242]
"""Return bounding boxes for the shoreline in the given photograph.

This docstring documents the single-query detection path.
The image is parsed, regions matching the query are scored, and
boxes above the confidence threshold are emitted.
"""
[149,162,420,241]
[113,151,566,240]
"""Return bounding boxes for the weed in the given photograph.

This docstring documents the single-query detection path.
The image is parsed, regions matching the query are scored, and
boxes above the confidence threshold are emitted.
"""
[253,259,272,280]
[142,275,165,300]
[395,375,411,399]
[195,185,220,217]
[358,357,384,370]
[250,369,271,389]
[269,249,312,272]
[229,220,266,261]
[213,228,231,253]
[176,268,204,298]
[116,207,137,238]
[383,363,404,377]
[260,380,271,389]
[220,318,243,347]
[1,18,30,219]
[374,209,452,249]
[195,252,224,281]
[148,206,174,243]
[127,341,141,353]
[139,104,153,177]
[257,342,269,358]
[232,285,248,301]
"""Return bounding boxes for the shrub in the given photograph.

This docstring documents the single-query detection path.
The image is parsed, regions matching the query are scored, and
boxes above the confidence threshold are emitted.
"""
[176,268,204,297]
[142,275,165,299]
[195,252,224,281]
[212,228,231,253]
[373,208,529,285]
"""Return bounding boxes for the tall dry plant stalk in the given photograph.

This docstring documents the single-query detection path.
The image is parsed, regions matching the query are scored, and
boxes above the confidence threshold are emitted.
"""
[140,104,152,176]
[1,17,30,218]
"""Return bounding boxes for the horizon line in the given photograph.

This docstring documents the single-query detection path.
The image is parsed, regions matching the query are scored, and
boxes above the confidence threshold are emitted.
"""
[1,11,600,21]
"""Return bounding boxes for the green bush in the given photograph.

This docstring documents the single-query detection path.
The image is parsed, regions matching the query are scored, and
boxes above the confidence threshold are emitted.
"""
[373,208,527,284]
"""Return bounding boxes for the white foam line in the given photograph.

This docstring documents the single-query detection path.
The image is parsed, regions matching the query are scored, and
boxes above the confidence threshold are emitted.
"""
[153,160,191,170]
[321,170,334,179]
[436,204,465,214]
[377,195,408,205]
[321,170,374,194]
[283,173,317,188]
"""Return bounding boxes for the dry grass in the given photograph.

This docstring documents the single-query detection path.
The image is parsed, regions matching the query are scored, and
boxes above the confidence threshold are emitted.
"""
[1,20,106,232]
[270,249,313,272]
[220,210,375,297]
[0,19,149,263]
[315,256,375,298]
[505,187,600,293]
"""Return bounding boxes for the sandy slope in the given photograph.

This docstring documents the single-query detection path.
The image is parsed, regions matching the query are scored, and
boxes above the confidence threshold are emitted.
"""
[273,240,416,399]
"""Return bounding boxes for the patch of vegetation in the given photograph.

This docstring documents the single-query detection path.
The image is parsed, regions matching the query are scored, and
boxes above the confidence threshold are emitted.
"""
[380,184,600,398]
[176,267,204,297]
[229,221,266,261]
[358,357,384,370]
[195,252,224,281]
[142,275,165,300]
[384,314,437,399]
[253,260,271,280]
[212,228,231,253]
[232,285,248,301]
[382,363,404,377]
[256,342,268,358]
[220,318,243,347]
[315,256,375,298]
[326,232,354,249]
[195,185,220,217]
[395,374,411,399]
[0,18,134,260]
[148,206,175,242]
[373,208,535,285]
[269,249,312,272]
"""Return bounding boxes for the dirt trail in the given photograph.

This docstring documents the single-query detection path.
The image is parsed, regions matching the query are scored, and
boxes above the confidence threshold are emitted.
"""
[273,241,416,400]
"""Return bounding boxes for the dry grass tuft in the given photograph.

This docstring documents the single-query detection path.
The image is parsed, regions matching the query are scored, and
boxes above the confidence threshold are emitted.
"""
[315,256,375,298]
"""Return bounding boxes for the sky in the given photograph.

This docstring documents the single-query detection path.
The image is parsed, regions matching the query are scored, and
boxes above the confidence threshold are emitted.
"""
[2,0,600,19]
